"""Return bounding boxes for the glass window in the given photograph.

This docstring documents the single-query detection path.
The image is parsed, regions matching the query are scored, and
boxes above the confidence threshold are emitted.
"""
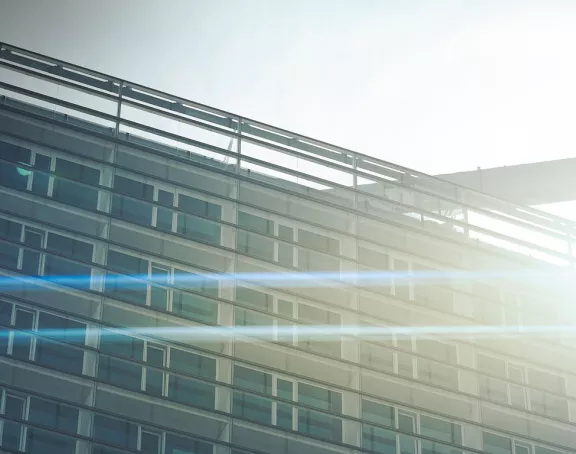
[55,158,99,185]
[114,176,153,200]
[477,354,506,377]
[418,359,458,388]
[418,340,456,363]
[145,345,165,396]
[238,211,274,235]
[479,376,508,404]
[140,430,161,454]
[28,397,78,433]
[0,159,31,191]
[172,290,218,324]
[107,250,148,275]
[234,365,272,394]
[298,409,342,443]
[298,382,341,413]
[361,342,395,373]
[168,375,215,409]
[31,154,51,196]
[237,230,274,261]
[165,434,213,454]
[177,213,221,245]
[21,228,43,276]
[233,391,272,424]
[35,337,84,375]
[44,255,92,288]
[528,368,565,394]
[169,348,216,379]
[0,218,21,268]
[298,248,340,272]
[173,269,219,298]
[278,225,294,267]
[1,394,26,450]
[358,247,390,269]
[298,229,339,254]
[236,287,273,312]
[483,432,512,454]
[12,308,35,360]
[45,232,93,261]
[98,355,142,391]
[106,273,148,305]
[112,194,153,226]
[363,425,396,454]
[178,194,221,220]
[420,415,461,445]
[99,330,143,359]
[150,265,169,311]
[0,218,22,241]
[53,160,99,209]
[93,414,138,450]
[362,399,395,427]
[26,427,76,454]
[298,303,340,325]
[0,141,31,164]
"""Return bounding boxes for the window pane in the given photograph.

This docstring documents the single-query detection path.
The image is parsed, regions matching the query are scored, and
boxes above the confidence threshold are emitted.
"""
[420,415,461,444]
[358,247,390,269]
[106,273,147,305]
[177,213,221,245]
[26,427,76,454]
[114,175,153,200]
[298,229,339,254]
[0,242,19,268]
[55,158,99,185]
[93,414,138,449]
[236,287,272,312]
[298,409,342,442]
[362,399,394,427]
[178,195,221,220]
[0,141,31,163]
[237,230,274,261]
[165,434,213,454]
[233,391,272,424]
[112,194,153,226]
[363,425,396,454]
[46,233,93,261]
[107,250,148,275]
[98,355,142,391]
[483,432,512,454]
[99,330,143,360]
[35,337,84,375]
[169,348,216,379]
[234,365,272,394]
[0,218,22,241]
[298,382,341,413]
[44,255,92,289]
[168,375,215,409]
[140,431,160,454]
[0,159,30,190]
[172,290,218,324]
[238,211,274,235]
[28,397,79,433]
[53,178,98,210]
[157,206,173,231]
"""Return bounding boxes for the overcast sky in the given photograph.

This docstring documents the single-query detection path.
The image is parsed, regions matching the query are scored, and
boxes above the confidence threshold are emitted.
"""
[1,0,576,179]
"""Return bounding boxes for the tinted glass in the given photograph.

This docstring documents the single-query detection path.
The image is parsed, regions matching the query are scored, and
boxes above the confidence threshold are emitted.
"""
[114,175,153,200]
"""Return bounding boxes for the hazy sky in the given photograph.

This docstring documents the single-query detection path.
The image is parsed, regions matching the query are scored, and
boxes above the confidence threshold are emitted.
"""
[1,0,576,178]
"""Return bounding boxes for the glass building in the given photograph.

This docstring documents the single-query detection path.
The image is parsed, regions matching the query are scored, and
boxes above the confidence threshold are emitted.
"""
[0,42,575,454]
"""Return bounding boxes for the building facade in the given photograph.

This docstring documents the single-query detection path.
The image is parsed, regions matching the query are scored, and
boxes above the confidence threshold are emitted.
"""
[0,43,576,454]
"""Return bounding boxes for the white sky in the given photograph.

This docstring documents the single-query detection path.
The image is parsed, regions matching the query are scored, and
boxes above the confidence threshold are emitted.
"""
[1,1,575,185]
